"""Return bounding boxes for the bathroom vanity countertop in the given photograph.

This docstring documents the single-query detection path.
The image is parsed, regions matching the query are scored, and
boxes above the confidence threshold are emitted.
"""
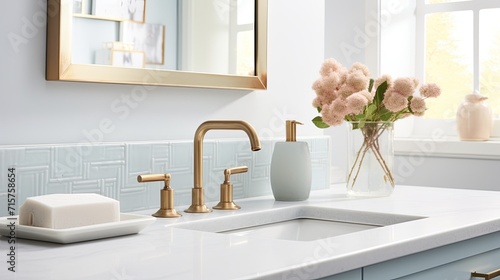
[2,185,500,279]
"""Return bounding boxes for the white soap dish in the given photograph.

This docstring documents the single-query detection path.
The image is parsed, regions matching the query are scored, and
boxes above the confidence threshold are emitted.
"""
[0,213,156,244]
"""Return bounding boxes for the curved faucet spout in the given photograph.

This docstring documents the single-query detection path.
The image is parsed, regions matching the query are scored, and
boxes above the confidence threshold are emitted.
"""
[186,120,261,213]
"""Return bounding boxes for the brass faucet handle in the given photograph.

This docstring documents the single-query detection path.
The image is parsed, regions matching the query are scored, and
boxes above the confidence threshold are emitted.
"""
[213,166,248,210]
[137,173,181,218]
[137,174,171,189]
[224,166,248,182]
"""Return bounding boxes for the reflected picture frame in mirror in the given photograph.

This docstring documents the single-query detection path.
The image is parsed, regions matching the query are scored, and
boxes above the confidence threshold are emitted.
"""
[46,0,267,90]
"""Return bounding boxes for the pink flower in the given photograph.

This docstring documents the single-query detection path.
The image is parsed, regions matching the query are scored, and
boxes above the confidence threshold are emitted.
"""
[420,83,441,98]
[410,96,426,113]
[322,72,344,90]
[312,77,340,107]
[331,98,349,115]
[320,58,347,77]
[383,90,408,112]
[321,103,346,126]
[346,70,370,92]
[320,92,338,108]
[373,75,392,92]
[392,77,416,98]
[312,79,323,93]
[346,92,368,114]
[350,63,370,77]
[338,84,357,98]
[312,97,322,108]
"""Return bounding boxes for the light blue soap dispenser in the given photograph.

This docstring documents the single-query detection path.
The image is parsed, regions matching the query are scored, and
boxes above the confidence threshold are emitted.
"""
[270,120,312,201]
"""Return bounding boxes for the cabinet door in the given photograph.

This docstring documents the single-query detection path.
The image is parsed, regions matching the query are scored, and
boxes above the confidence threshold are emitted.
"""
[364,231,500,280]
[396,247,500,280]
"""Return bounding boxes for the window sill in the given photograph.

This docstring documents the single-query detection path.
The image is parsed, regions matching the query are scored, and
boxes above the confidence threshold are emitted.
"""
[394,137,500,160]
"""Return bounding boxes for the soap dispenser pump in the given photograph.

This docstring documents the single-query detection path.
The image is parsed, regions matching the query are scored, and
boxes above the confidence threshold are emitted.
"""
[270,120,312,201]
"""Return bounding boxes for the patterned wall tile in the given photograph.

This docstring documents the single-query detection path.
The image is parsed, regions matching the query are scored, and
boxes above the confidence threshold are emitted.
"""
[52,146,84,181]
[0,136,330,216]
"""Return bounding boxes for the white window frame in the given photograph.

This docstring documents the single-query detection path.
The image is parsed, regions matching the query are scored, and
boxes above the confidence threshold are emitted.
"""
[378,0,500,159]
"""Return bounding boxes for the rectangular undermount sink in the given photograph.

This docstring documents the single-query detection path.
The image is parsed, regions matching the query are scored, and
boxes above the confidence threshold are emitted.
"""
[174,206,425,242]
[220,218,379,241]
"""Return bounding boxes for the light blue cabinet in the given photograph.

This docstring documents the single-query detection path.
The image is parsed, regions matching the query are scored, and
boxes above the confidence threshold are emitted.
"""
[394,248,500,280]
[321,231,500,280]
[364,231,500,280]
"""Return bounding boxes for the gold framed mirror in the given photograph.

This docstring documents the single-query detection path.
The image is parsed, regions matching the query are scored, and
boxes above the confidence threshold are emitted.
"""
[46,0,267,90]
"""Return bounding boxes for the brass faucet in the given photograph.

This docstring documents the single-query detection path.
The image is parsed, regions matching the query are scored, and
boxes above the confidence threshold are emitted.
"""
[137,173,182,218]
[213,166,248,210]
[185,120,261,213]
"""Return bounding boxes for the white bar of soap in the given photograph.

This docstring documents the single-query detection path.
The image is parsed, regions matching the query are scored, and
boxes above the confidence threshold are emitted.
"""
[19,194,120,229]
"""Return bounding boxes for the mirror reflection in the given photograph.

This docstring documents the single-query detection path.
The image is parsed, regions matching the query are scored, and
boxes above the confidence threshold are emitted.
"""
[72,0,255,76]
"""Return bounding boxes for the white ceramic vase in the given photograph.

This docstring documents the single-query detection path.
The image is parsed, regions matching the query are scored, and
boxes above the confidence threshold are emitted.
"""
[456,91,493,141]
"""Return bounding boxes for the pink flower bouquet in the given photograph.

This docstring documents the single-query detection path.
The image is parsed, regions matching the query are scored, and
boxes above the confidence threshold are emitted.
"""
[311,59,441,191]
[312,58,441,128]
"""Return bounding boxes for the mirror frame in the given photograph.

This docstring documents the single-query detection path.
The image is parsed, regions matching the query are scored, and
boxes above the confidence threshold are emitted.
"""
[46,0,267,90]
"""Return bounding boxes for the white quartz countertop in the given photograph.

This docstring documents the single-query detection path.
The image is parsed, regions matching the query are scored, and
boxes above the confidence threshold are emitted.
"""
[2,185,500,280]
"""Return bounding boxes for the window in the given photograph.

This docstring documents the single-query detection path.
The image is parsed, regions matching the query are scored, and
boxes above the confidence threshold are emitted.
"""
[419,0,500,119]
[380,0,500,138]
[230,0,255,76]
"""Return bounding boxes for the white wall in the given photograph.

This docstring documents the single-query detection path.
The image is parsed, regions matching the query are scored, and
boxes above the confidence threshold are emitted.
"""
[325,0,367,67]
[0,0,325,146]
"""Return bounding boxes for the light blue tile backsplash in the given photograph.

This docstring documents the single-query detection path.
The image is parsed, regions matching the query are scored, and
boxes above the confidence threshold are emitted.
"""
[0,136,330,215]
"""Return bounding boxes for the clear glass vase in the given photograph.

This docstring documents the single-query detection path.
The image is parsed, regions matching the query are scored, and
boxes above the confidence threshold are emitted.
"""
[346,121,395,197]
